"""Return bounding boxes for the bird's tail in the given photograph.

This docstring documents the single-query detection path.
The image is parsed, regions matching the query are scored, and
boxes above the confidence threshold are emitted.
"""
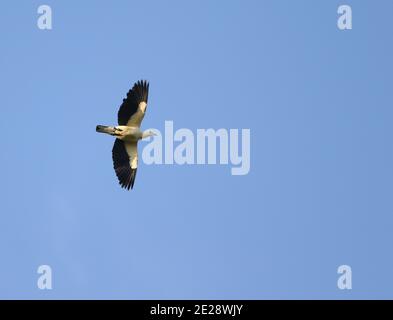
[96,125,116,135]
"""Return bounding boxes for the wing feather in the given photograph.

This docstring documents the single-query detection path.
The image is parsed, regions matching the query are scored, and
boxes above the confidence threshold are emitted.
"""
[117,80,149,127]
[112,139,138,190]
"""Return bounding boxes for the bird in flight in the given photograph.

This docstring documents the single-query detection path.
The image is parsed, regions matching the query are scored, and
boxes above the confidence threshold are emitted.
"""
[96,80,155,190]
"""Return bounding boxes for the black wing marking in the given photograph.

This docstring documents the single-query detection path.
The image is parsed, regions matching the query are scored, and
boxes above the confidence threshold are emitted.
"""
[112,139,137,190]
[117,80,149,125]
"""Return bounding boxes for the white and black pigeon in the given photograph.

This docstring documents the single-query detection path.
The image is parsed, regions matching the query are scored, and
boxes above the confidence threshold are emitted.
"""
[96,80,156,190]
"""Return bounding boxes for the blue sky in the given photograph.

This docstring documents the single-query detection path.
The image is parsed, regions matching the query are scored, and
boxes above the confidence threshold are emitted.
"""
[1,0,393,299]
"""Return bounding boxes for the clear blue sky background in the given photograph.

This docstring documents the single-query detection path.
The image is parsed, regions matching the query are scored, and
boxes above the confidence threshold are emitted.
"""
[1,0,392,299]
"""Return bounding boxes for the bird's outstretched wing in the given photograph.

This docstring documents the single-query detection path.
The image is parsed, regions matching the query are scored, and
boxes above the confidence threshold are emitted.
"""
[117,80,149,127]
[112,139,138,190]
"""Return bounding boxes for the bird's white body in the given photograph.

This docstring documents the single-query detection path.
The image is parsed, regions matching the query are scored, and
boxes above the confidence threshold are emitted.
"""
[96,125,154,142]
[115,126,141,140]
[96,124,155,171]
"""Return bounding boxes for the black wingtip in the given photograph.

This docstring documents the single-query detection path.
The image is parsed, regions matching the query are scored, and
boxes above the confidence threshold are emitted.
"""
[129,169,137,190]
[118,168,137,191]
[133,80,149,103]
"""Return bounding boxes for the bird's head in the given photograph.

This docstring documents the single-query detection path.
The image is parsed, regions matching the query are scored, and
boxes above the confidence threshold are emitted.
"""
[142,130,157,139]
